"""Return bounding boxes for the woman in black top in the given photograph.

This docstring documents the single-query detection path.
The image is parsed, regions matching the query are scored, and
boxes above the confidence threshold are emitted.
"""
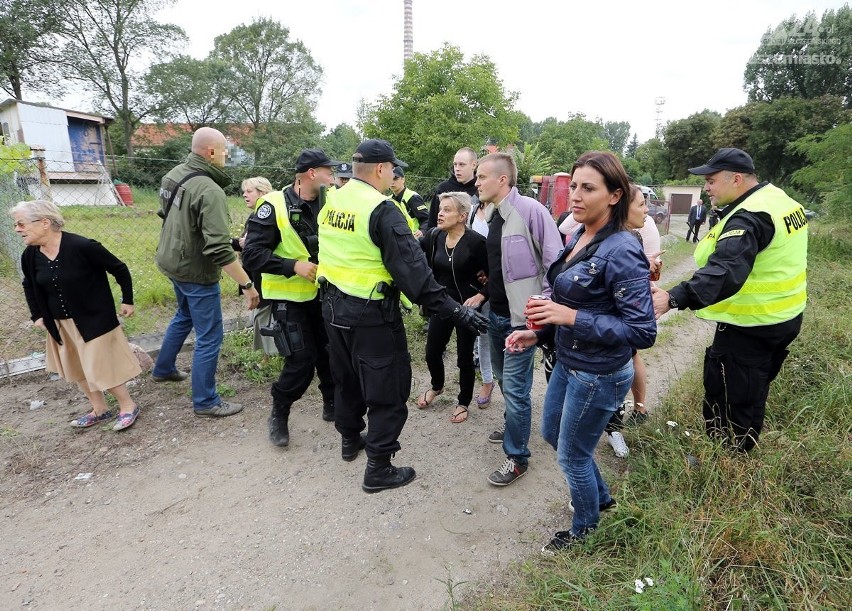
[417,192,488,423]
[12,199,141,431]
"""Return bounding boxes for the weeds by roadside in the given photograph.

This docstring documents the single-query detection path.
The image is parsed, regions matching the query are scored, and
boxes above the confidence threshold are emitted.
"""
[464,224,852,609]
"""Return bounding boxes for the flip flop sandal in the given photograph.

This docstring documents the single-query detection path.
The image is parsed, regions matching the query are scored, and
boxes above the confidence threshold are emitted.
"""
[417,388,443,409]
[450,405,469,423]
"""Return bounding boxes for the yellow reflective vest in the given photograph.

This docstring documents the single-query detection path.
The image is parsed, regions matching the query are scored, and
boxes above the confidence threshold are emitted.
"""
[694,184,807,326]
[393,188,421,233]
[317,180,393,300]
[257,190,318,302]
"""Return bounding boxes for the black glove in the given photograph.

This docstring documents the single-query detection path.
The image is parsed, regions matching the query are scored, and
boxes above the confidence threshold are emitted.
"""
[450,305,489,334]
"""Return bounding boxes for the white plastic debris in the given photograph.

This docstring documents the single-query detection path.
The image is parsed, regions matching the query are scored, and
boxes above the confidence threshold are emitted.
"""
[462,508,472,515]
[28,400,45,410]
[666,420,678,428]
[74,473,93,480]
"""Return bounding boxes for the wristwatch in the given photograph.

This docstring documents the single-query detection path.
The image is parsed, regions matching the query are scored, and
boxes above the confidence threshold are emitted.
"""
[668,293,679,310]
[239,280,254,291]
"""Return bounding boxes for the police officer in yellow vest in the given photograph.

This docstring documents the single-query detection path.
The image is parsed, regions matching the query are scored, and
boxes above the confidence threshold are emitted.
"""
[652,148,807,452]
[243,149,341,447]
[318,139,488,492]
[390,166,428,238]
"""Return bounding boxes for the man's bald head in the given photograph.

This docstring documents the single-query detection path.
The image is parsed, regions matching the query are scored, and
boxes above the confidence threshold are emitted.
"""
[192,127,228,168]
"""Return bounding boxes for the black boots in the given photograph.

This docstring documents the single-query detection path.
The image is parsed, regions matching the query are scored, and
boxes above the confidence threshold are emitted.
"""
[322,400,335,422]
[362,456,416,493]
[341,432,366,462]
[268,404,290,447]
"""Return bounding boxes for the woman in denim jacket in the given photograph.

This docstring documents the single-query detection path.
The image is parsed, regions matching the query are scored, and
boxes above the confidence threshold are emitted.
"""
[506,151,656,554]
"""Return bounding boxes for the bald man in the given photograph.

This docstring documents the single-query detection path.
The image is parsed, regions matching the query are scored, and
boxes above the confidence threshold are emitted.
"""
[153,127,259,418]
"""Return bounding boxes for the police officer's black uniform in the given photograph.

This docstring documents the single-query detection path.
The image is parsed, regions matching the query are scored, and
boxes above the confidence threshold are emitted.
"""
[319,140,487,492]
[243,184,335,446]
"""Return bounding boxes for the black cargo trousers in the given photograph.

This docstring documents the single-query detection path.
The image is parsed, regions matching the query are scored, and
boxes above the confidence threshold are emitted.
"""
[321,285,412,458]
[702,313,803,452]
[270,297,335,410]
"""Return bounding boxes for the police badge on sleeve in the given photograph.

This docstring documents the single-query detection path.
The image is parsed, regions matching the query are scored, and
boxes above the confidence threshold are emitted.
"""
[256,203,273,220]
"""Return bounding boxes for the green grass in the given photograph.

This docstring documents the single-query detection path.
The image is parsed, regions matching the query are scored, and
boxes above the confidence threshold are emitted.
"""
[464,224,852,610]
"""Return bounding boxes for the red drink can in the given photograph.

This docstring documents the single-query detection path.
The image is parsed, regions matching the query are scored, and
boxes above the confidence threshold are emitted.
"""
[526,294,548,330]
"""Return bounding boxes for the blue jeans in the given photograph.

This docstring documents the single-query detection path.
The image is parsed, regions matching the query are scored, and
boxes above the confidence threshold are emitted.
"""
[488,311,537,466]
[153,280,224,410]
[541,360,634,535]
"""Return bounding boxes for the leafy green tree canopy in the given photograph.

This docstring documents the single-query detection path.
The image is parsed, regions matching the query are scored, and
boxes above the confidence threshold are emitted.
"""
[634,138,671,185]
[664,110,722,178]
[603,121,631,156]
[791,123,852,220]
[713,95,849,183]
[212,18,322,131]
[534,116,608,172]
[320,123,361,162]
[364,44,520,178]
[744,6,852,107]
[0,0,63,99]
[58,0,187,155]
[145,55,234,129]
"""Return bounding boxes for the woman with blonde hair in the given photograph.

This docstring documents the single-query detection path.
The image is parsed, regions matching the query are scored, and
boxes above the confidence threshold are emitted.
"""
[234,176,275,355]
[417,191,489,423]
[12,199,142,431]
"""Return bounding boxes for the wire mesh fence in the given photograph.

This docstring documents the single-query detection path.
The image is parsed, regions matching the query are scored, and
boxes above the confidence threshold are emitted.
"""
[0,151,673,373]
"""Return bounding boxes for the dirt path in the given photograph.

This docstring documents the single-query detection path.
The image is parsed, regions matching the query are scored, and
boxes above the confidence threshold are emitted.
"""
[0,241,715,610]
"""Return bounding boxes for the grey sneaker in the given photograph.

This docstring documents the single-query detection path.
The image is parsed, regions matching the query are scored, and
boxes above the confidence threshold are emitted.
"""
[487,457,527,486]
[488,426,504,444]
[194,401,243,418]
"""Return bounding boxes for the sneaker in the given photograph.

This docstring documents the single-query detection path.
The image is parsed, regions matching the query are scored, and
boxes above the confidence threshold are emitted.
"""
[151,370,188,382]
[70,410,114,428]
[488,426,504,444]
[568,498,617,513]
[194,401,243,418]
[625,408,649,427]
[607,431,629,458]
[112,406,140,431]
[541,530,584,556]
[487,457,527,486]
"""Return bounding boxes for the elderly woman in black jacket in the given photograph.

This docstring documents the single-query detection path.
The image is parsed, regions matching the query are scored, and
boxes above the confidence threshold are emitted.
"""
[417,192,489,423]
[12,199,141,431]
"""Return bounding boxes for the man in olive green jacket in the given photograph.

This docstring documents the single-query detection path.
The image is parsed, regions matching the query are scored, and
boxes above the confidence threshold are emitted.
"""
[152,127,259,417]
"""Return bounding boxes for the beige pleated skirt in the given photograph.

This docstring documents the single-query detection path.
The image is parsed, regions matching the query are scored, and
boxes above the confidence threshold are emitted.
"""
[45,319,142,392]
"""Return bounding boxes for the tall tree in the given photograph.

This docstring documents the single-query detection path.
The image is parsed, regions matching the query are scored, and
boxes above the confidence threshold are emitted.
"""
[535,115,608,172]
[512,142,555,190]
[0,0,63,99]
[664,110,722,178]
[625,133,640,158]
[320,123,361,162]
[212,17,322,162]
[791,123,852,220]
[603,121,631,156]
[713,95,849,183]
[144,56,233,129]
[364,44,520,178]
[744,7,852,107]
[634,138,671,185]
[58,0,187,155]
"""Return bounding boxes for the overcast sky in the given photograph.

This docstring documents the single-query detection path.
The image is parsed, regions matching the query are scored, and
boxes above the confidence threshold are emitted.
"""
[147,0,846,143]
